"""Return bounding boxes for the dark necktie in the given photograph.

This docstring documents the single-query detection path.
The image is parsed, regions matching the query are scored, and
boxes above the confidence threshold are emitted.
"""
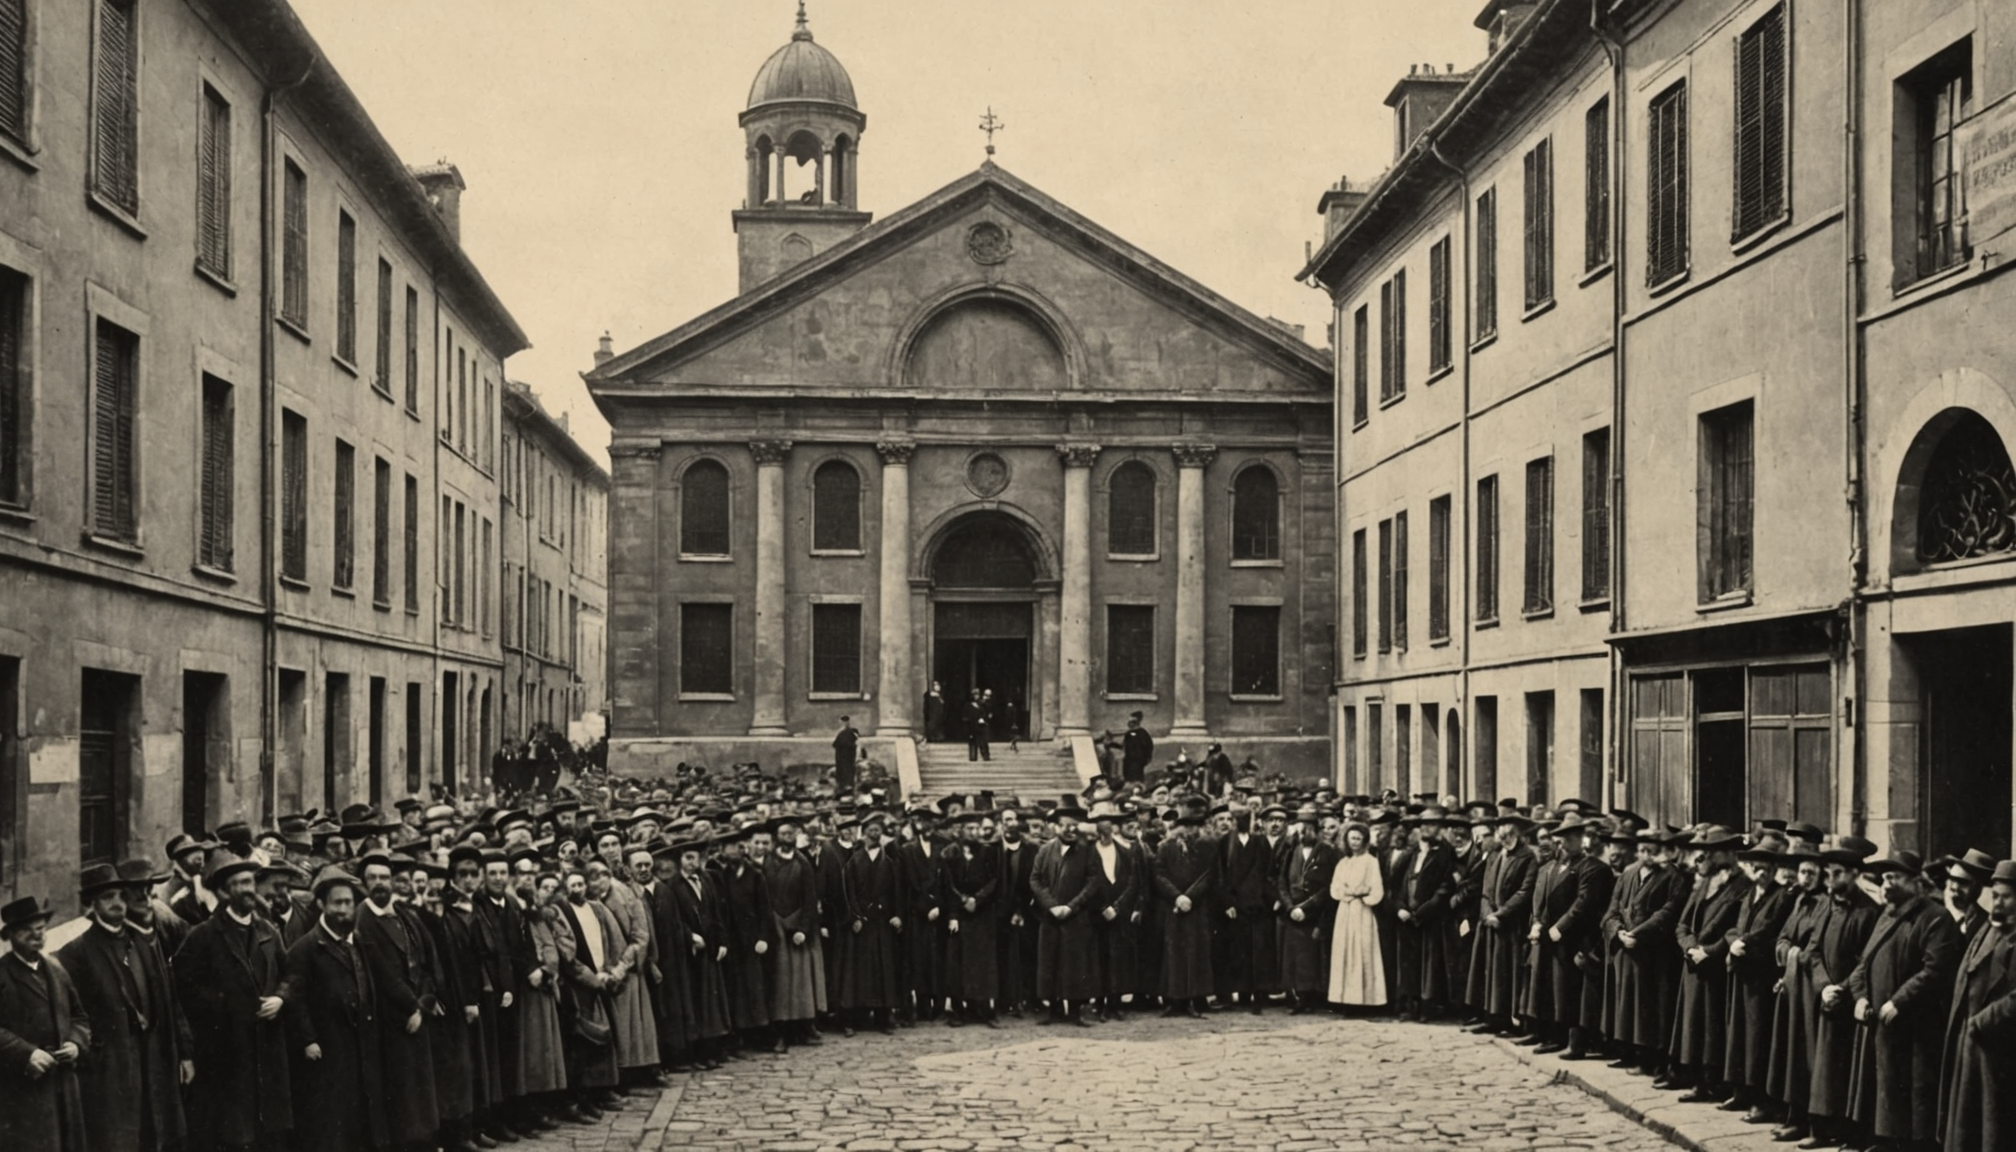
[118,933,152,1030]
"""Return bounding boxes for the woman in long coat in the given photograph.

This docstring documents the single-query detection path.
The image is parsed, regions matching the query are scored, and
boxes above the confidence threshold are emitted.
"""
[519,884,572,1098]
[1327,824,1386,1006]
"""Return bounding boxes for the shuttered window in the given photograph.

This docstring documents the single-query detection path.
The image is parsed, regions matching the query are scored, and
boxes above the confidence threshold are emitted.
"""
[1393,509,1409,651]
[197,85,232,278]
[1378,271,1406,401]
[1475,188,1498,339]
[681,459,731,556]
[372,457,390,605]
[281,410,307,580]
[198,375,233,570]
[1351,528,1368,658]
[1107,461,1157,556]
[1106,604,1155,694]
[1523,138,1554,309]
[681,603,734,695]
[1376,518,1392,654]
[480,517,492,634]
[1351,305,1369,426]
[403,473,418,612]
[1585,98,1611,270]
[1428,237,1451,374]
[1231,465,1281,561]
[281,160,308,327]
[1699,402,1754,600]
[374,259,393,390]
[91,0,139,215]
[332,439,355,589]
[403,287,419,411]
[1523,456,1554,614]
[1230,606,1281,697]
[811,459,861,551]
[335,211,358,365]
[90,319,138,541]
[452,501,465,626]
[1581,428,1610,601]
[1732,6,1788,242]
[0,0,26,145]
[0,267,22,507]
[1476,474,1500,622]
[1647,81,1690,287]
[811,603,862,694]
[1428,496,1451,641]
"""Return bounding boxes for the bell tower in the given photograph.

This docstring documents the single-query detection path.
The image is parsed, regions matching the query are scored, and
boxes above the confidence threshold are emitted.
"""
[733,3,872,292]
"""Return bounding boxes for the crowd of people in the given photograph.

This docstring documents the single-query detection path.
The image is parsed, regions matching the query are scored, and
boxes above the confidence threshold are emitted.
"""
[0,762,2010,1152]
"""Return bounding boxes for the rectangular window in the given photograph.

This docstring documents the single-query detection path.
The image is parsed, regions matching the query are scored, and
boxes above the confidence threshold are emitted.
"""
[480,517,492,635]
[1378,271,1406,401]
[1106,604,1156,695]
[91,0,139,215]
[1523,137,1554,309]
[89,319,138,541]
[332,439,355,590]
[374,259,393,390]
[1475,187,1498,339]
[1905,40,1973,280]
[197,84,232,278]
[0,266,25,507]
[1428,496,1451,641]
[281,159,308,327]
[1585,97,1611,270]
[1523,456,1553,614]
[1581,429,1611,601]
[1748,664,1833,827]
[1647,81,1690,287]
[1700,401,1754,600]
[1476,474,1500,623]
[79,669,134,868]
[1231,605,1281,697]
[811,603,863,694]
[1376,518,1393,654]
[0,0,27,145]
[1732,6,1788,241]
[198,375,233,571]
[403,473,418,612]
[1351,304,1369,426]
[1351,528,1368,658]
[1475,695,1499,801]
[1392,509,1409,651]
[372,457,390,605]
[1368,703,1384,787]
[1526,690,1555,806]
[335,211,357,365]
[453,502,466,627]
[1343,705,1358,792]
[403,286,419,411]
[681,603,734,695]
[1579,687,1605,809]
[281,410,306,580]
[1428,236,1451,374]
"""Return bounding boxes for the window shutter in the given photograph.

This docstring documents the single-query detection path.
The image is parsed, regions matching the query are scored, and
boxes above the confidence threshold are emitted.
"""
[1394,509,1409,650]
[198,87,231,276]
[375,260,393,387]
[1524,457,1553,613]
[1582,429,1610,602]
[281,411,307,580]
[1378,280,1395,402]
[1428,238,1450,374]
[336,213,357,364]
[282,161,308,325]
[92,322,135,538]
[0,0,26,142]
[200,377,233,569]
[1733,8,1786,240]
[1351,528,1368,657]
[1648,83,1690,285]
[1585,98,1611,271]
[1377,518,1392,653]
[1428,497,1450,640]
[334,440,354,588]
[1523,139,1553,308]
[1476,189,1498,338]
[1392,269,1406,395]
[403,474,418,611]
[1477,475,1499,621]
[93,1,138,213]
[373,459,390,603]
[1351,306,1369,424]
[404,288,419,410]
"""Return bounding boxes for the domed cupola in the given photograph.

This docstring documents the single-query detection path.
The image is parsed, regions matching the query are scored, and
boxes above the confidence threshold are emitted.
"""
[747,11,858,112]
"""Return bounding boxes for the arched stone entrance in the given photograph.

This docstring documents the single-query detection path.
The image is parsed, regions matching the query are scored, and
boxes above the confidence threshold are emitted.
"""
[922,511,1053,743]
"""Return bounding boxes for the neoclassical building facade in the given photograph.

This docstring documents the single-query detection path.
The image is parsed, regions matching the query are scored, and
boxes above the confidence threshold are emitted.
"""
[587,12,1334,776]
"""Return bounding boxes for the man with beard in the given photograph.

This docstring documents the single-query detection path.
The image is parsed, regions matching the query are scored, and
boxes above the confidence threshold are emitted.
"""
[1086,802,1138,1023]
[1216,807,1274,1014]
[669,840,734,1061]
[58,864,190,1152]
[1155,809,1218,1019]
[173,849,293,1152]
[116,858,190,962]
[1663,827,1750,1099]
[1392,810,1459,1023]
[1842,851,1959,1152]
[163,833,216,928]
[1468,813,1537,1035]
[1793,836,1882,1149]
[1527,814,1605,1056]
[1277,804,1340,1013]
[440,847,505,1146]
[995,808,1040,1016]
[553,869,623,1115]
[1757,841,1826,1130]
[712,828,775,1051]
[1720,837,1796,1115]
[838,811,905,1035]
[0,895,89,1152]
[1032,804,1103,1025]
[1942,858,2016,1152]
[584,859,658,1082]
[1566,825,1630,1058]
[352,851,441,1152]
[943,811,1004,1026]
[471,849,534,1142]
[407,858,483,1152]
[284,867,384,1152]
[257,860,314,946]
[896,805,949,1024]
[764,817,827,1047]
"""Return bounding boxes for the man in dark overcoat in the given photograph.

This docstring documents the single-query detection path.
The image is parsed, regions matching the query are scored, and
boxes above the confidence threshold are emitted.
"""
[833,717,861,795]
[411,859,482,1151]
[763,819,826,1047]
[1759,841,1826,1129]
[1665,826,1751,1099]
[57,863,189,1152]
[710,829,774,1041]
[1276,805,1339,1011]
[353,851,439,1152]
[173,849,295,1152]
[1800,838,1882,1149]
[284,867,385,1152]
[943,812,1003,1023]
[1942,858,2016,1152]
[1468,813,1536,1034]
[838,813,906,1033]
[1842,851,1959,1151]
[1154,812,1218,1016]
[0,895,90,1152]
[1032,805,1104,1023]
[441,847,503,1135]
[896,806,948,1021]
[1720,841,1796,1114]
[1215,807,1275,1013]
[1120,712,1153,783]
[1529,814,1606,1054]
[995,809,1040,1014]
[1392,810,1458,1021]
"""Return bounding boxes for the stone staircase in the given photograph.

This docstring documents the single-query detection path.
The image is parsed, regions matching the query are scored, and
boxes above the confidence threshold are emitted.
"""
[915,740,1083,806]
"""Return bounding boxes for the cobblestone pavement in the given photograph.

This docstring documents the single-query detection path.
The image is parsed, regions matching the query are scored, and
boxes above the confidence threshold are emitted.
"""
[514,1011,1686,1152]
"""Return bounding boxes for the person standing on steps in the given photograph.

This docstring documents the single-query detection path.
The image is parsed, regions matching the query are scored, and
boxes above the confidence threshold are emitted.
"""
[922,682,947,744]
[963,690,992,762]
[833,717,860,795]
[1121,712,1154,784]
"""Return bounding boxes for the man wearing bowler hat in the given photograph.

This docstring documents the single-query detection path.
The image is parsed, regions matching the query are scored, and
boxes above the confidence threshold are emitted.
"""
[0,894,90,1152]
[1842,849,1959,1152]
[173,847,295,1152]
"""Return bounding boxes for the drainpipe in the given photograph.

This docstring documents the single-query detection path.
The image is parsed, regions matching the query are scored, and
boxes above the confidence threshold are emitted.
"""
[1842,0,1866,836]
[1424,138,1473,798]
[260,56,314,822]
[1592,0,1627,812]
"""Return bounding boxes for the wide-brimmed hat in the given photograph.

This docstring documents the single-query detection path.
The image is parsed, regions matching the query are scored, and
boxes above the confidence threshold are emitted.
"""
[80,863,128,900]
[164,832,215,863]
[115,857,171,888]
[1547,812,1596,837]
[1864,849,1923,876]
[1820,834,1879,866]
[203,847,259,888]
[310,865,364,901]
[1991,860,2016,887]
[1949,848,1998,884]
[0,896,55,932]
[1686,824,1745,852]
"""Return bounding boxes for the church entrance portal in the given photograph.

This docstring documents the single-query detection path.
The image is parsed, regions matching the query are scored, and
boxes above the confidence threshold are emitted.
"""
[928,514,1041,743]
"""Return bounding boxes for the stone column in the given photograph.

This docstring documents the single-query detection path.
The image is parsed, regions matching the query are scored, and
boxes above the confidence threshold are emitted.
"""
[1171,443,1217,740]
[604,444,662,738]
[749,439,793,735]
[1056,442,1101,737]
[875,438,917,736]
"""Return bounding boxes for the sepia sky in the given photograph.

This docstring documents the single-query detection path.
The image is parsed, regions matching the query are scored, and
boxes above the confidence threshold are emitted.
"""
[287,0,1489,460]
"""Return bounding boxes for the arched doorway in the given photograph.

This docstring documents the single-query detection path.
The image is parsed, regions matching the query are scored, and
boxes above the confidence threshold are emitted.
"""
[928,512,1040,743]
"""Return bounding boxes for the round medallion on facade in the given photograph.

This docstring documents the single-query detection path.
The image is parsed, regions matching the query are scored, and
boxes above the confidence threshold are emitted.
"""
[966,222,1013,266]
[965,452,1011,498]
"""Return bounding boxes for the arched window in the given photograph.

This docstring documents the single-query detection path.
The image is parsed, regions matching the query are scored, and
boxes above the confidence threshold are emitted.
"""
[1917,410,2016,564]
[1108,461,1158,556]
[680,459,730,556]
[812,459,861,551]
[1232,465,1281,561]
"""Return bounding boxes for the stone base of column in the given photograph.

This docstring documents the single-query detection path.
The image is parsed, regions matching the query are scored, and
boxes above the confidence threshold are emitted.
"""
[876,724,914,739]
[1168,723,1211,741]
[747,724,789,737]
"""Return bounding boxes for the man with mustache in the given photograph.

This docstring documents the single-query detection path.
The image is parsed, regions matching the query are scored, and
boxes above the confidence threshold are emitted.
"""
[172,849,294,1152]
[283,867,383,1152]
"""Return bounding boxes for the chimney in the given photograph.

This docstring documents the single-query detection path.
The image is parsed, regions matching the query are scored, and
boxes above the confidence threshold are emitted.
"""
[1476,1,1539,55]
[409,160,466,243]
[1317,176,1371,241]
[593,332,614,368]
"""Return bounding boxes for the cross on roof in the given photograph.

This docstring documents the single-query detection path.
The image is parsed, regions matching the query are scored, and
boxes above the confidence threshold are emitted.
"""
[979,107,1006,158]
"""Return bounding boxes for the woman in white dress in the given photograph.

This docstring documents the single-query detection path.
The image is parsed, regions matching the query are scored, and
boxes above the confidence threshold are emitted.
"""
[1327,823,1387,1009]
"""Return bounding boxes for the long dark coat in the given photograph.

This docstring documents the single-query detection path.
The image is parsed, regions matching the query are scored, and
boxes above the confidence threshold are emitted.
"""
[1671,869,1750,1069]
[1843,893,1959,1143]
[1943,923,2016,1152]
[1031,837,1104,1002]
[1215,833,1278,998]
[1470,842,1535,1017]
[0,951,91,1152]
[1121,727,1154,780]
[414,904,478,1123]
[1377,841,1407,1000]
[56,921,187,1152]
[764,851,826,1022]
[943,840,1003,1001]
[1443,841,1484,1002]
[1392,841,1458,1004]
[642,877,695,1056]
[996,839,1040,1005]
[811,844,851,1010]
[1090,837,1141,999]
[1805,890,1881,1120]
[838,846,906,1010]
[471,892,533,1100]
[440,899,499,1111]
[284,926,386,1152]
[1531,853,1608,1027]
[896,840,947,1004]
[1276,838,1339,995]
[1573,862,1619,1032]
[1155,835,1219,1000]
[714,860,775,1030]
[173,910,295,1146]
[670,871,735,1036]
[1595,859,1646,1038]
[1764,889,1825,1109]
[354,901,439,1145]
[1721,877,1795,1091]
[1614,864,1687,1050]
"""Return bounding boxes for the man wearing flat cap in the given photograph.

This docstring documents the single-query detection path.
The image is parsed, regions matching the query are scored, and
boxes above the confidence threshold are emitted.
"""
[1842,850,1959,1152]
[1941,857,2016,1152]
[172,848,295,1152]
[0,894,90,1152]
